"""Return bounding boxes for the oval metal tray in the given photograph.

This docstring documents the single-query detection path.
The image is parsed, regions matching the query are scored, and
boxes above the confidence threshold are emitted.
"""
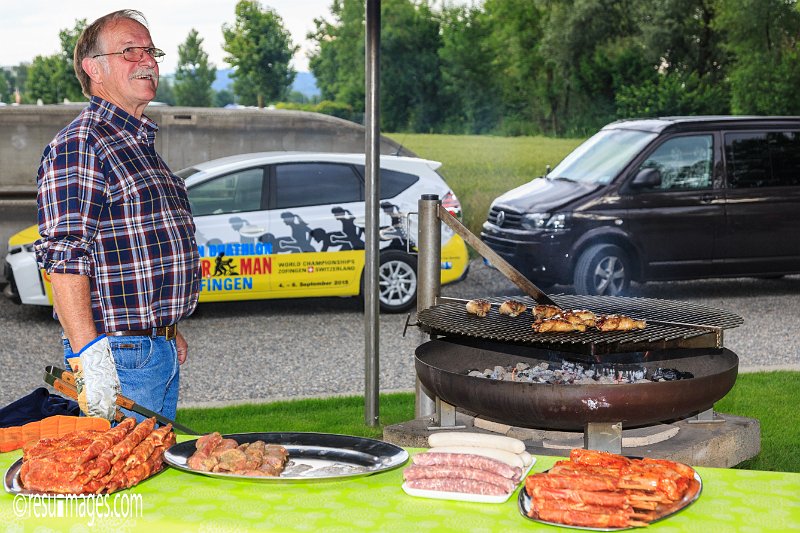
[163,432,409,483]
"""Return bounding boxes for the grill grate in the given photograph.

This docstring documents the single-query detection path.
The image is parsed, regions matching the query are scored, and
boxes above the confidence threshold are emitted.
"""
[417,294,743,353]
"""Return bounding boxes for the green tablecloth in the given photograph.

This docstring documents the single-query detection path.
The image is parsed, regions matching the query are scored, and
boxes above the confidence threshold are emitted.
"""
[2,447,800,532]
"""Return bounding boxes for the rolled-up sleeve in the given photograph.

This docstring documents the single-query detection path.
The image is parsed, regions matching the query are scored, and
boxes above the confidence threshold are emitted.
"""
[34,133,106,277]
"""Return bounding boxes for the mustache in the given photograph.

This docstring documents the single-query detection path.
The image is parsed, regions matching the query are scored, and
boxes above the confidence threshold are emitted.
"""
[129,67,158,80]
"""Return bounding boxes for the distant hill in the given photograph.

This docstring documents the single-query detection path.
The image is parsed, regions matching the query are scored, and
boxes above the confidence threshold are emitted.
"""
[211,68,319,97]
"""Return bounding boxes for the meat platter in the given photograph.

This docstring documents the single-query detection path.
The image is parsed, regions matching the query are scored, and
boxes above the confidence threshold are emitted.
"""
[163,432,408,483]
[518,473,702,530]
[517,450,703,530]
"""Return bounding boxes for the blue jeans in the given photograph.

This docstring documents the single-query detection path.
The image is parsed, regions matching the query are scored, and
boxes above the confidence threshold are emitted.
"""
[63,335,180,422]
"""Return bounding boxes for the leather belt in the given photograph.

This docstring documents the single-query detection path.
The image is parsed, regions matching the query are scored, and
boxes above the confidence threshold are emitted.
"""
[106,324,178,341]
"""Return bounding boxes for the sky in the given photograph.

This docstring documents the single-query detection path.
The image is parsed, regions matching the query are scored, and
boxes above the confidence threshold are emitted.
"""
[0,0,337,73]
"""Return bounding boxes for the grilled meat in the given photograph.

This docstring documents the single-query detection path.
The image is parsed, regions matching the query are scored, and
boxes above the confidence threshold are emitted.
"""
[466,299,492,317]
[498,300,527,317]
[532,304,562,319]
[532,318,587,333]
[595,314,646,331]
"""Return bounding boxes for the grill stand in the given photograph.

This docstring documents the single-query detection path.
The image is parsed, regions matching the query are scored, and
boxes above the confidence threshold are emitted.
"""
[585,422,623,454]
[416,195,441,422]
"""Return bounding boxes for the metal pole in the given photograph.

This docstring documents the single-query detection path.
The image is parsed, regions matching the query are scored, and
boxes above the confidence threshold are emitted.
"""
[416,194,440,418]
[364,0,381,427]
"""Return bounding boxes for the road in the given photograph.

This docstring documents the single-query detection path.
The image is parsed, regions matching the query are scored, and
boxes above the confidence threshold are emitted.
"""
[2,201,799,409]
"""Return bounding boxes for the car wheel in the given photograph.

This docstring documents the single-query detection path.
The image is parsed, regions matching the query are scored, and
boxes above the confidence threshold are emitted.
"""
[573,244,630,296]
[370,250,417,313]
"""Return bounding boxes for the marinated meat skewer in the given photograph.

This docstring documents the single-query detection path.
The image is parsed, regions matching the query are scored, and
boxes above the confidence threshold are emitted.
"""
[77,417,136,465]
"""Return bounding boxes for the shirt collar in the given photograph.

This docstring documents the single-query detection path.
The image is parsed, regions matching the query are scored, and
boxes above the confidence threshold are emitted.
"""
[89,96,159,138]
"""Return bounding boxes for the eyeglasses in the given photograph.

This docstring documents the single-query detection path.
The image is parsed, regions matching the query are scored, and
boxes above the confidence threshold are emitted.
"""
[92,46,165,63]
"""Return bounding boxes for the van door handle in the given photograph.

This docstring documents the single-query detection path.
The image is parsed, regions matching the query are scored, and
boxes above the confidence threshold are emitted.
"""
[700,193,713,204]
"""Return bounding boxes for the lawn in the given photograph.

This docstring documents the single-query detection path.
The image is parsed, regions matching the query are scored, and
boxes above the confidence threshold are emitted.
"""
[178,371,799,473]
[385,133,584,237]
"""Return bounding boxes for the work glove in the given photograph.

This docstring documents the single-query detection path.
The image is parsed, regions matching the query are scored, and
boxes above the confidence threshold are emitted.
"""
[67,335,121,421]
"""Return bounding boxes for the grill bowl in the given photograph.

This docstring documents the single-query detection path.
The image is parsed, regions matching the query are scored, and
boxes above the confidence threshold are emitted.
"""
[415,337,738,431]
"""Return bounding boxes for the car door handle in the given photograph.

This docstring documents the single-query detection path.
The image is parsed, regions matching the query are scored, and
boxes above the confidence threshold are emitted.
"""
[700,193,713,204]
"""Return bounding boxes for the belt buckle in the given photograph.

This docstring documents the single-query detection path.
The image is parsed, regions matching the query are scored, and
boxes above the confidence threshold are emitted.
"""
[163,324,177,341]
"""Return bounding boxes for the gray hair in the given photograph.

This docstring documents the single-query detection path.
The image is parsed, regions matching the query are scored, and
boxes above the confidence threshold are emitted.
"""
[73,10,149,98]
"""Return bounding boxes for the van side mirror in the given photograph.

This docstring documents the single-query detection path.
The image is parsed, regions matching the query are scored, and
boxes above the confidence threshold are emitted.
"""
[631,167,662,188]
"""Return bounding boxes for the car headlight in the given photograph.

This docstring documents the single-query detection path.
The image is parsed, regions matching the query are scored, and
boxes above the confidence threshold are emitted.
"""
[521,213,569,231]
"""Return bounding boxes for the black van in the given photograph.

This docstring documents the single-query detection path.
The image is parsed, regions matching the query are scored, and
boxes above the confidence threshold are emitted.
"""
[480,116,800,295]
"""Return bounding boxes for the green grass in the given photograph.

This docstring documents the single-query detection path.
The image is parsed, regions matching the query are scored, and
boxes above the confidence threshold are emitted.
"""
[178,371,799,473]
[385,133,584,237]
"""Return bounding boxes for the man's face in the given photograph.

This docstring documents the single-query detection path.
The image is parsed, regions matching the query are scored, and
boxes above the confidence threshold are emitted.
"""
[92,18,159,117]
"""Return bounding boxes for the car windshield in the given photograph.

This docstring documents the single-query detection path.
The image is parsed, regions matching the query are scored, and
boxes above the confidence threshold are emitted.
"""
[547,128,658,185]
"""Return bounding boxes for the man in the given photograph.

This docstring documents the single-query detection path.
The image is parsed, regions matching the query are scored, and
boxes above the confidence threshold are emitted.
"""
[35,10,200,421]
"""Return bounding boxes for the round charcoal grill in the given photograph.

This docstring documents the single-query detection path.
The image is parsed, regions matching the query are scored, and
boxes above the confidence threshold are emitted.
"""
[415,337,738,430]
[414,295,742,431]
[411,198,744,435]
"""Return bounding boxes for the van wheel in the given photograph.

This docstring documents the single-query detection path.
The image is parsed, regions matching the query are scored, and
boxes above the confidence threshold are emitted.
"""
[574,244,630,296]
[360,250,418,313]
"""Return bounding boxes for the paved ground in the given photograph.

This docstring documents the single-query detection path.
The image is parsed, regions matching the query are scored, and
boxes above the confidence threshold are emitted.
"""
[2,200,799,409]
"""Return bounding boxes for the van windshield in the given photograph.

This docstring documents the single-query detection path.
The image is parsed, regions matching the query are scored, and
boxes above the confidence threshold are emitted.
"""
[547,129,657,185]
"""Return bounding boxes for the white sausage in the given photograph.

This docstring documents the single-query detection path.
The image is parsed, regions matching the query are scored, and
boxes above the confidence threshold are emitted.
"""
[428,431,526,454]
[427,446,524,469]
[519,450,533,467]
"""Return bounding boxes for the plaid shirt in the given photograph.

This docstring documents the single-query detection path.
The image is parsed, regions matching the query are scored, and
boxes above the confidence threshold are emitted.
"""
[35,97,200,332]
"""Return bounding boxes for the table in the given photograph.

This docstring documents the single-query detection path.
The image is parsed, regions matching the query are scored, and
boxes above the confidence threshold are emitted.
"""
[2,448,800,532]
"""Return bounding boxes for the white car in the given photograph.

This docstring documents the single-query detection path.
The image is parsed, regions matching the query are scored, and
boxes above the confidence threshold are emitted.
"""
[5,152,469,312]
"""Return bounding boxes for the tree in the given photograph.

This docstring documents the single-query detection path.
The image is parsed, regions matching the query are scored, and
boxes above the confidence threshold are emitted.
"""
[307,0,443,131]
[308,0,365,110]
[155,77,176,105]
[715,0,800,114]
[25,19,86,104]
[0,70,10,104]
[438,5,501,133]
[174,29,217,107]
[214,89,235,107]
[222,0,298,108]
[58,20,86,101]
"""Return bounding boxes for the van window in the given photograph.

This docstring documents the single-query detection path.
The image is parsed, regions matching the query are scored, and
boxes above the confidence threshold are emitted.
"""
[638,135,713,190]
[274,163,363,208]
[548,128,657,185]
[189,167,265,216]
[725,131,800,188]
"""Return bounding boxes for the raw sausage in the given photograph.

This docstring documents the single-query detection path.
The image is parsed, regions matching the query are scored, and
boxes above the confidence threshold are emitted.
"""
[428,431,526,454]
[412,452,521,481]
[405,478,508,496]
[403,465,516,492]
[427,446,524,469]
